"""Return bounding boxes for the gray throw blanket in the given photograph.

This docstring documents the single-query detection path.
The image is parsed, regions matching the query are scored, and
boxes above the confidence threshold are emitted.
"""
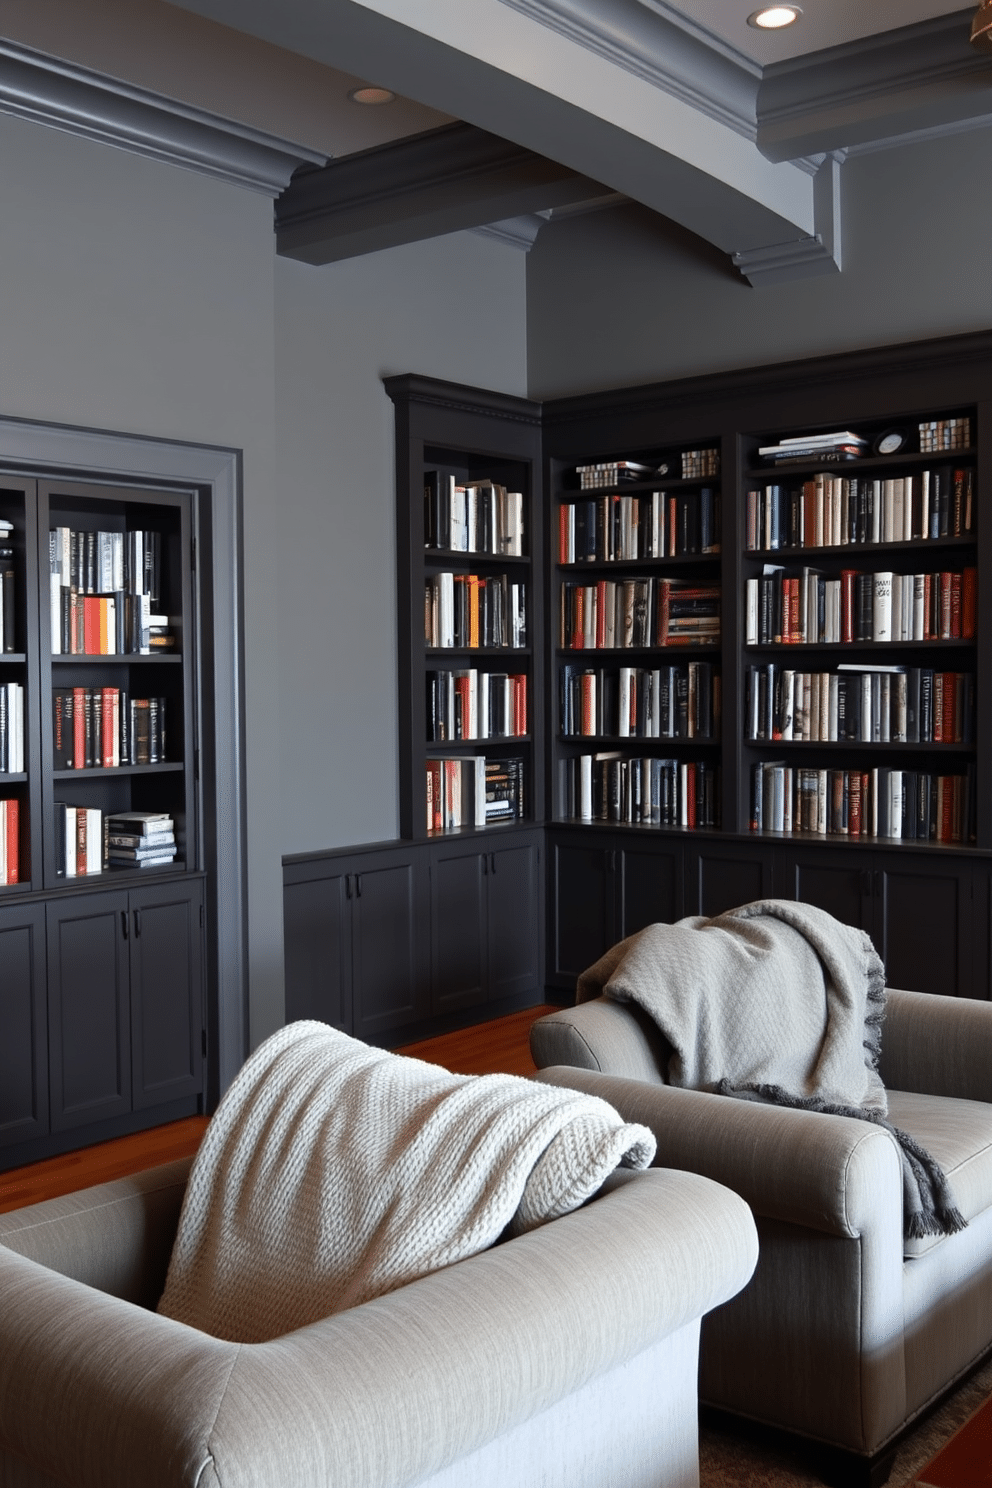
[158,1021,654,1342]
[578,899,965,1242]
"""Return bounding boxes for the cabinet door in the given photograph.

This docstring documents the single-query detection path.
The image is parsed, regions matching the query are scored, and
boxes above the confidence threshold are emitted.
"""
[129,880,204,1110]
[874,857,975,998]
[48,891,130,1131]
[549,838,615,990]
[0,903,48,1150]
[350,852,430,1041]
[431,844,487,1015]
[284,872,352,1032]
[685,844,776,918]
[618,838,684,939]
[487,838,542,1004]
[777,847,874,936]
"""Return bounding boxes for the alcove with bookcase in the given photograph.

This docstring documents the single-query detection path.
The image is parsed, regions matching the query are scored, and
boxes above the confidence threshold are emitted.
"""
[0,470,207,1170]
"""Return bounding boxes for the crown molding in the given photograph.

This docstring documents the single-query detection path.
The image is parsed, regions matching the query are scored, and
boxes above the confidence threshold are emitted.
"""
[0,38,325,195]
[731,152,841,288]
[496,0,759,139]
[472,214,546,250]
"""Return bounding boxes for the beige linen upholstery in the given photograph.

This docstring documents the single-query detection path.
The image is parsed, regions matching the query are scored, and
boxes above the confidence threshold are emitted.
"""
[531,988,992,1478]
[0,1156,757,1488]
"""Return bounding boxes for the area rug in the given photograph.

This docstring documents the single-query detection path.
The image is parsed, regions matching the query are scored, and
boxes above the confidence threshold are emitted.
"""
[698,1356,992,1488]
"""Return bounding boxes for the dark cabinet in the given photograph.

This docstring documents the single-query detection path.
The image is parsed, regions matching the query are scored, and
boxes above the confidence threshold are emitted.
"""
[48,890,131,1132]
[129,879,204,1109]
[0,903,47,1150]
[548,829,684,993]
[431,833,542,1015]
[777,844,980,998]
[283,845,431,1044]
[47,879,204,1134]
[685,842,776,919]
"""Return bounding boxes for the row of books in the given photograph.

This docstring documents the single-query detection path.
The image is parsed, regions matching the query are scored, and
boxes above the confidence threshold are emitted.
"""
[919,417,970,453]
[55,807,178,876]
[560,579,721,650]
[426,756,525,832]
[745,666,974,745]
[49,526,169,655]
[746,467,973,551]
[561,754,720,828]
[0,798,19,884]
[574,450,719,489]
[424,573,527,650]
[559,662,720,740]
[52,689,167,769]
[0,522,15,652]
[751,763,973,843]
[50,526,161,602]
[424,474,524,557]
[425,670,527,742]
[558,489,721,564]
[746,567,977,646]
[0,683,24,774]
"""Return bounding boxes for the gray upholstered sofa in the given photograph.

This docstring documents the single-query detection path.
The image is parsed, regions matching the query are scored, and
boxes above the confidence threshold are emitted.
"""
[0,1153,757,1488]
[532,986,992,1487]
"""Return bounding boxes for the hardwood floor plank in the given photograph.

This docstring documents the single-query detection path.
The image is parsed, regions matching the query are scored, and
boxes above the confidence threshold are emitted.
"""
[0,1005,559,1212]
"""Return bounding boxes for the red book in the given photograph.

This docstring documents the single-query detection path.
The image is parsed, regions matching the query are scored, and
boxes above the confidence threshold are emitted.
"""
[950,574,962,639]
[73,686,86,769]
[840,571,856,645]
[939,571,953,640]
[573,587,584,650]
[595,580,607,650]
[426,761,442,833]
[962,567,977,639]
[514,675,527,736]
[102,686,118,768]
[933,673,945,742]
[685,763,697,828]
[559,503,569,564]
[848,773,862,838]
[580,673,595,735]
[941,674,956,745]
[781,581,791,644]
[4,798,18,884]
[76,808,88,875]
[923,572,934,640]
[83,596,100,655]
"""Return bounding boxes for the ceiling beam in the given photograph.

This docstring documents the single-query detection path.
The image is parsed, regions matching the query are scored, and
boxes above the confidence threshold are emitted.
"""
[276,122,605,263]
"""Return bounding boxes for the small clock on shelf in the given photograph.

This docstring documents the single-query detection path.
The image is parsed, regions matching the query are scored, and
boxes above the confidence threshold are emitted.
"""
[872,428,909,456]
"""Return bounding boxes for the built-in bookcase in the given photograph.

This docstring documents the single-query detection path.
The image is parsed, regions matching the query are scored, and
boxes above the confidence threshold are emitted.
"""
[386,375,545,843]
[550,443,723,833]
[741,409,978,845]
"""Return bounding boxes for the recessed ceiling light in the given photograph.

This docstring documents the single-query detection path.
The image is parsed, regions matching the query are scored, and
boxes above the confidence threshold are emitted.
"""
[348,86,396,106]
[747,5,802,27]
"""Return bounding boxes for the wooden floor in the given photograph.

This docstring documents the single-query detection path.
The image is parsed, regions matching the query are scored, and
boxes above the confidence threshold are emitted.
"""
[0,1005,559,1214]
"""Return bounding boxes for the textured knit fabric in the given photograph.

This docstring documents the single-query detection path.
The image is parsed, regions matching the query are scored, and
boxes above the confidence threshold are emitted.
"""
[575,899,964,1239]
[157,1021,655,1342]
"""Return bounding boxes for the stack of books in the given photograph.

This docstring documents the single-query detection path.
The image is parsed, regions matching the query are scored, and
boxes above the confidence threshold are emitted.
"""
[758,432,868,466]
[106,811,177,869]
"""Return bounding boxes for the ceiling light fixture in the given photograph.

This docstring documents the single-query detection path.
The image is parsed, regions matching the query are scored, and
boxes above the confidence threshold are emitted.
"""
[348,86,396,105]
[747,5,802,28]
[971,1,992,52]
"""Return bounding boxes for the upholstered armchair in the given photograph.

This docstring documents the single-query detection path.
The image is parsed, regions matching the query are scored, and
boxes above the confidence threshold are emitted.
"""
[532,987,992,1488]
[0,1152,756,1488]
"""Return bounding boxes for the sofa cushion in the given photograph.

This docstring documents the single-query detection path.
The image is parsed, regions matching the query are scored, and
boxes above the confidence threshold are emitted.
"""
[887,1090,992,1257]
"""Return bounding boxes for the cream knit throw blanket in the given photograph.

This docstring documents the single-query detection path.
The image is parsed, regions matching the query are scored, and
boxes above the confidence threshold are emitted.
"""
[578,899,964,1241]
[158,1021,655,1343]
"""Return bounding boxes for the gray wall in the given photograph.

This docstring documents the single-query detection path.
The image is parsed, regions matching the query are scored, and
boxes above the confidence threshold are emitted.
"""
[0,108,528,1049]
[273,234,528,867]
[526,126,992,398]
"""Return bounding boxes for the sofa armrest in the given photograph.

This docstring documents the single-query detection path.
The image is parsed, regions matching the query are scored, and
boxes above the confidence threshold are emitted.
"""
[535,1066,903,1241]
[0,1167,756,1488]
[879,986,992,1101]
[530,1000,669,1083]
[0,1158,192,1308]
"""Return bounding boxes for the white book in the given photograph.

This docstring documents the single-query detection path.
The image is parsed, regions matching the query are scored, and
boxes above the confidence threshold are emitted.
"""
[474,757,487,829]
[828,673,839,742]
[50,571,62,654]
[892,480,905,546]
[903,476,914,542]
[912,574,925,641]
[64,805,77,877]
[439,572,454,648]
[618,667,633,738]
[745,579,758,645]
[879,674,891,743]
[861,674,873,743]
[86,807,102,874]
[920,470,931,540]
[872,572,893,642]
[831,478,843,547]
[890,573,902,641]
[450,484,468,552]
[781,669,795,741]
[888,770,903,841]
[815,770,828,835]
[580,755,593,821]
